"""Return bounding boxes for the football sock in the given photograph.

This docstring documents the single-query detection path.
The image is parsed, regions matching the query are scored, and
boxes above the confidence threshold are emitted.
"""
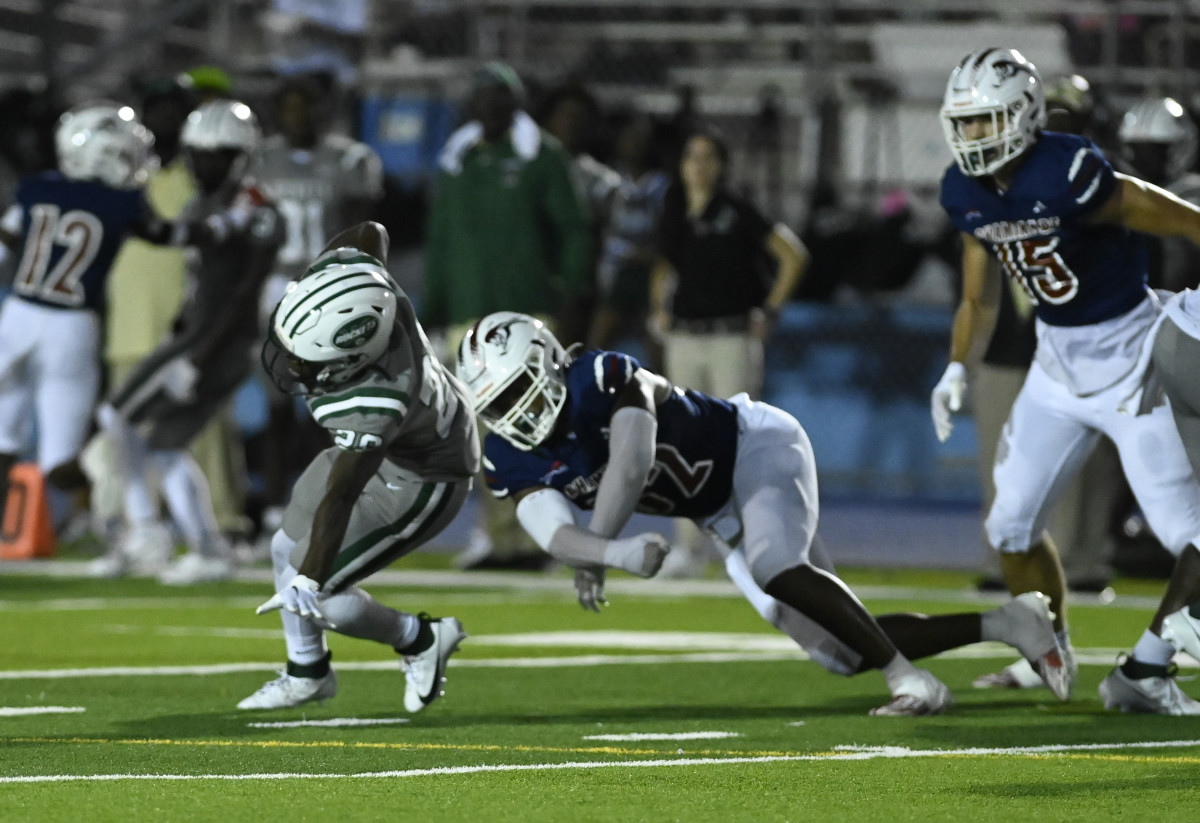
[1121,655,1170,680]
[318,586,415,649]
[271,532,328,665]
[880,653,922,694]
[1133,628,1175,668]
[397,616,434,655]
[287,651,331,679]
[878,612,981,660]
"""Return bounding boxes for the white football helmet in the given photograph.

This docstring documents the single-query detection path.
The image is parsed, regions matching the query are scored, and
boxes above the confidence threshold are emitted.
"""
[263,248,397,393]
[456,312,568,450]
[55,101,156,189]
[180,99,261,152]
[940,47,1046,177]
[1118,97,1198,181]
[180,99,261,187]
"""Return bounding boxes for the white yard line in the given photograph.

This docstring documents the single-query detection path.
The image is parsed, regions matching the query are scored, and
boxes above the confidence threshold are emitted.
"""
[0,644,1170,681]
[3,739,1200,783]
[0,562,1163,608]
[246,718,410,729]
[0,706,85,716]
[0,652,807,680]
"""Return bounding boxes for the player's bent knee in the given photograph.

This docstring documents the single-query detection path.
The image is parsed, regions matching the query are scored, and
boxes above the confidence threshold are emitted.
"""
[984,514,1035,555]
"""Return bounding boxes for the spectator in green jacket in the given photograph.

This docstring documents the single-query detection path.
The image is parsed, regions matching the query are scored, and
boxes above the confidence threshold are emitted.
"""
[424,60,594,570]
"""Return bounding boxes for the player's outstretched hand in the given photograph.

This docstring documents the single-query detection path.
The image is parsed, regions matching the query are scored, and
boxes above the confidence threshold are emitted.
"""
[574,567,607,613]
[931,362,967,443]
[256,573,335,627]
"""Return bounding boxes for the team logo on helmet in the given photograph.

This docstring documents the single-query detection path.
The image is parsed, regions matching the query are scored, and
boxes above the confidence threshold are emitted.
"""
[333,316,380,350]
[482,318,521,353]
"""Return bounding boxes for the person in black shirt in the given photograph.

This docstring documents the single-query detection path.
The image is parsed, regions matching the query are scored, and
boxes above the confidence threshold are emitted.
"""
[649,127,806,576]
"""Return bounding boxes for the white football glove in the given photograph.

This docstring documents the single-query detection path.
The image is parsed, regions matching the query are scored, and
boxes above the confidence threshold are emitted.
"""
[161,356,200,403]
[574,567,607,613]
[930,362,967,443]
[255,573,335,627]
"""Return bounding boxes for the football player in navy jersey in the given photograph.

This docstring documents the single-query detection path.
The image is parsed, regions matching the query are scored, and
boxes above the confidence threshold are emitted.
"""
[933,47,1200,714]
[458,312,1067,717]
[0,101,260,534]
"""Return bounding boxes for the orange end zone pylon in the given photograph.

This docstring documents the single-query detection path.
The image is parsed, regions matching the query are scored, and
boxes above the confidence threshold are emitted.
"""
[0,463,55,559]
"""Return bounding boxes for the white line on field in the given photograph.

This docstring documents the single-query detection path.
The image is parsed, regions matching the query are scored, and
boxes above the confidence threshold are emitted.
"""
[4,738,1200,783]
[0,652,805,680]
[246,718,410,729]
[0,706,85,716]
[0,565,1164,609]
[582,732,742,741]
[0,645,1165,681]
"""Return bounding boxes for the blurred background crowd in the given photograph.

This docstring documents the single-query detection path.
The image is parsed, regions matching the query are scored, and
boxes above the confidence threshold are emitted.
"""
[2,0,1199,587]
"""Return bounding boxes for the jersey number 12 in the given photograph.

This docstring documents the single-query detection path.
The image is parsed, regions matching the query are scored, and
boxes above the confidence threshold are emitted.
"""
[14,204,103,307]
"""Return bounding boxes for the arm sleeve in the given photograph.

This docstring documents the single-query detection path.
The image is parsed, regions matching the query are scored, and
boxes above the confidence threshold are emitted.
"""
[587,405,657,538]
[516,488,578,550]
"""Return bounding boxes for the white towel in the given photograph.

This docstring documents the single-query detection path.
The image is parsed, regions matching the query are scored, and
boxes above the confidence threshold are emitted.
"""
[438,110,542,175]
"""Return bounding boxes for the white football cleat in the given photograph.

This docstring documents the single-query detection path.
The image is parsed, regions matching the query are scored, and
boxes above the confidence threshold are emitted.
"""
[123,522,175,576]
[1099,661,1200,715]
[1161,609,1200,662]
[401,615,467,713]
[157,552,233,585]
[87,548,130,579]
[993,591,1073,700]
[870,669,953,717]
[237,670,338,710]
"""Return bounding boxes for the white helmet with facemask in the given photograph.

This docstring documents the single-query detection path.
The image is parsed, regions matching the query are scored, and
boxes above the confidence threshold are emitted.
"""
[1118,97,1199,183]
[940,47,1046,177]
[55,101,157,189]
[456,312,568,451]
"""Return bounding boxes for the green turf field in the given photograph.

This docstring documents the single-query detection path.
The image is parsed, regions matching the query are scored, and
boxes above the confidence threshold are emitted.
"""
[2,563,1199,822]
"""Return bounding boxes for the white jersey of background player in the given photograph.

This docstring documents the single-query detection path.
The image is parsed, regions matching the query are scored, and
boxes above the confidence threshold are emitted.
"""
[255,73,383,316]
[240,221,477,712]
[0,102,248,532]
[933,47,1200,714]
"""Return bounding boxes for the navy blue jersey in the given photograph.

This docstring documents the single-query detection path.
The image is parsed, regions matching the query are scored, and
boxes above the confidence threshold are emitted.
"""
[940,131,1148,327]
[5,172,148,311]
[483,350,739,519]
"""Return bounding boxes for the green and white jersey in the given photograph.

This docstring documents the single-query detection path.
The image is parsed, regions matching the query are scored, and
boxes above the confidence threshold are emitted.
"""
[257,134,384,280]
[305,298,479,481]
